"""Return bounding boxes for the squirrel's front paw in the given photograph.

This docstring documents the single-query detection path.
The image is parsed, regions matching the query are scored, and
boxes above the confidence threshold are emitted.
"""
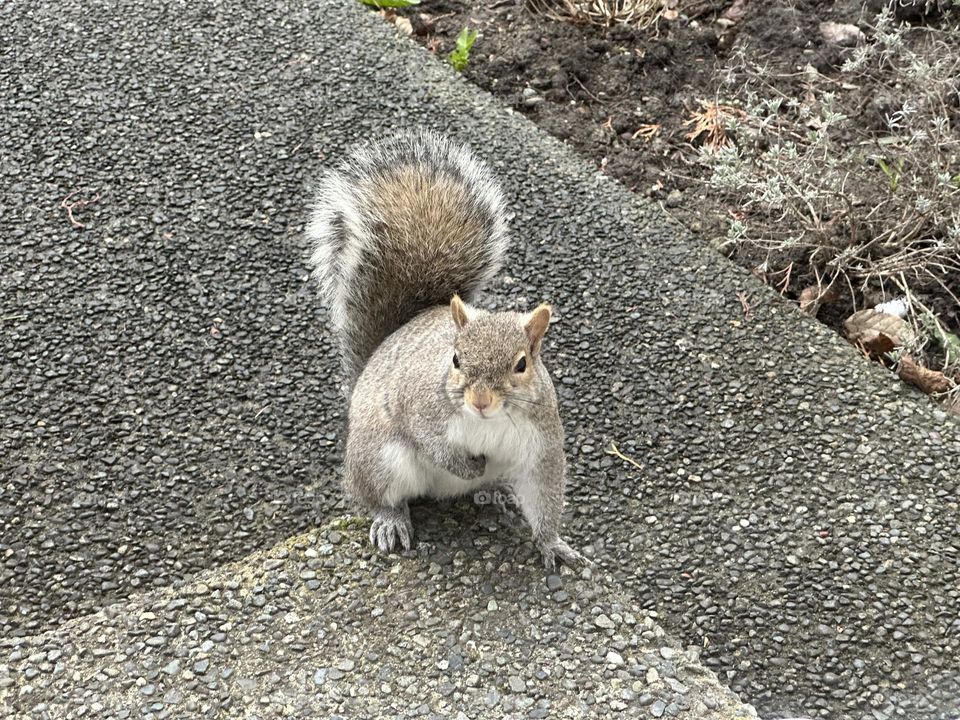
[453,453,486,480]
[540,538,588,573]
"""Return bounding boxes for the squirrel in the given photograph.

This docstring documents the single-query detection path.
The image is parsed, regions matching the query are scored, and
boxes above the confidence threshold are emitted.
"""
[307,129,585,572]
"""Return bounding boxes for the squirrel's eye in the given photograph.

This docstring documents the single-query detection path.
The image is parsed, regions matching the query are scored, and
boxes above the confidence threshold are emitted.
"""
[514,356,526,373]
[452,353,460,369]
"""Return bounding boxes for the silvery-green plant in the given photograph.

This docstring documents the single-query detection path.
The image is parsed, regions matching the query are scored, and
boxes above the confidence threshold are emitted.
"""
[700,11,959,324]
[697,8,960,387]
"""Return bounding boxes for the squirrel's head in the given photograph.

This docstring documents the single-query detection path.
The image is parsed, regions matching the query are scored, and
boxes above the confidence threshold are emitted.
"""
[445,295,551,419]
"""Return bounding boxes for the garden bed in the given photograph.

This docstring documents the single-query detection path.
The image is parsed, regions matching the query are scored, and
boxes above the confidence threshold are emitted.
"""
[376,0,960,412]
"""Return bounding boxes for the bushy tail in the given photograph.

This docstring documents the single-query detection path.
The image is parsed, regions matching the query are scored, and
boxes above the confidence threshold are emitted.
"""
[307,129,508,388]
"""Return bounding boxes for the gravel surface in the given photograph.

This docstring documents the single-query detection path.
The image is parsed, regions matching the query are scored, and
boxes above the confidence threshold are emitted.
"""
[0,510,756,719]
[2,1,958,719]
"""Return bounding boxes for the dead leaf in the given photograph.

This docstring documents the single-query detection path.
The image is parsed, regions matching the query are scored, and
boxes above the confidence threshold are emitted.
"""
[819,21,863,46]
[866,333,897,355]
[394,16,413,35]
[799,285,840,316]
[897,355,955,395]
[844,309,915,352]
[721,0,748,23]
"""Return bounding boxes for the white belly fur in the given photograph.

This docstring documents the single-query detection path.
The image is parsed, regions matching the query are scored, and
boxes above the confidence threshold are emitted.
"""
[380,411,542,507]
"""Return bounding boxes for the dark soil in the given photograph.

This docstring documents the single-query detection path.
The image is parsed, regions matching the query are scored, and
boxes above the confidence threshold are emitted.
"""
[398,0,897,231]
[387,0,960,404]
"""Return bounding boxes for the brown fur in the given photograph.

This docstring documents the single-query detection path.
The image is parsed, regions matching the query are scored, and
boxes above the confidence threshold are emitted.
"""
[308,129,507,389]
[346,167,494,375]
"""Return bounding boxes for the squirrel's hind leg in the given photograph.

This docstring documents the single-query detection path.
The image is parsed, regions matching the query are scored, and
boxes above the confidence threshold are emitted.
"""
[369,503,413,553]
[344,432,423,553]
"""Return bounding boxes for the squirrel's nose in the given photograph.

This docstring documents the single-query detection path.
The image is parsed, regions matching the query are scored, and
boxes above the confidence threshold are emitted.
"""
[471,390,492,413]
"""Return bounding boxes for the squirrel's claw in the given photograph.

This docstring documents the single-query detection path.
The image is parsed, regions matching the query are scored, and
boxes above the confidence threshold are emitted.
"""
[540,538,588,573]
[369,506,413,553]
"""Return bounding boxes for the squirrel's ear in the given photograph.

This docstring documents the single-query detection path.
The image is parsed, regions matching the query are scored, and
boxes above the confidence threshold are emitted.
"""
[524,304,552,356]
[450,294,472,330]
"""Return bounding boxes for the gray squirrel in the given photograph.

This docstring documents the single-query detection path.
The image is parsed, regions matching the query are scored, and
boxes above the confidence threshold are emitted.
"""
[307,129,584,571]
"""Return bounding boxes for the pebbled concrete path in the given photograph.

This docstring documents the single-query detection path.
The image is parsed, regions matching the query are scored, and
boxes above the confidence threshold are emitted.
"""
[0,511,756,719]
[1,1,958,718]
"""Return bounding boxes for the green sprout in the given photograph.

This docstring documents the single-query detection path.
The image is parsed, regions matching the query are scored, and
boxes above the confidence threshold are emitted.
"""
[876,157,905,192]
[449,27,478,72]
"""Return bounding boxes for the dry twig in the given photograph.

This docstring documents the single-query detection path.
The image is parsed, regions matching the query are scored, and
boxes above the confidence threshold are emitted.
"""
[632,123,661,141]
[60,189,101,229]
[605,442,644,471]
